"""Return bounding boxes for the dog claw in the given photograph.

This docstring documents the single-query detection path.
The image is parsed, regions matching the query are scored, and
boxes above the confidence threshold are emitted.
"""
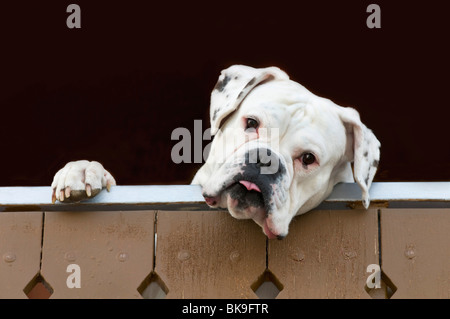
[51,190,56,204]
[65,187,71,198]
[86,184,92,197]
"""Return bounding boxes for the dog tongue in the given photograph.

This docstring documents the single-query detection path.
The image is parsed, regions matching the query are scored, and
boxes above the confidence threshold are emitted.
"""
[239,180,261,192]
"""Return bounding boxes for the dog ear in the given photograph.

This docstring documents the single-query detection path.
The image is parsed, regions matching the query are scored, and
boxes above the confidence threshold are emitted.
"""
[209,65,289,135]
[338,106,381,208]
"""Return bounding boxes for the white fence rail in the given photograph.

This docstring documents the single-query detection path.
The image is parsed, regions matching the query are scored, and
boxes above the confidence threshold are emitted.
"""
[1,182,449,211]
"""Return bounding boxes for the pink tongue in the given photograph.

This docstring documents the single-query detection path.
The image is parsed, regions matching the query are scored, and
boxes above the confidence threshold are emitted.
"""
[239,180,261,192]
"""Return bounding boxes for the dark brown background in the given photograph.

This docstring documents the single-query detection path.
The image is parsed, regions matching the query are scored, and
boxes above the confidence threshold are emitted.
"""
[1,1,449,186]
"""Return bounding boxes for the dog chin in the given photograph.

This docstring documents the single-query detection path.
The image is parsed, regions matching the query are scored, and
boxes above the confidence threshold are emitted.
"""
[226,195,284,239]
[207,181,284,239]
[226,194,266,220]
[223,182,266,219]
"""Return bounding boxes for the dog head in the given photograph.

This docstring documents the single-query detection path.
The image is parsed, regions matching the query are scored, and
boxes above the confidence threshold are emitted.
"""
[192,65,380,239]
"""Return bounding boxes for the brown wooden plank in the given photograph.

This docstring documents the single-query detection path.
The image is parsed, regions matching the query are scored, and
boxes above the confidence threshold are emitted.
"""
[0,212,43,298]
[41,211,155,298]
[381,208,450,298]
[268,209,379,298]
[155,211,266,298]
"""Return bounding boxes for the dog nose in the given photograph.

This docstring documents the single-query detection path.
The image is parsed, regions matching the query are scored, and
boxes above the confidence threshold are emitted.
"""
[203,194,219,206]
[244,148,281,175]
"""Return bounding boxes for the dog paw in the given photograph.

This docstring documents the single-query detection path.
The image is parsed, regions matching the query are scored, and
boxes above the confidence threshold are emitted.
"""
[51,160,116,203]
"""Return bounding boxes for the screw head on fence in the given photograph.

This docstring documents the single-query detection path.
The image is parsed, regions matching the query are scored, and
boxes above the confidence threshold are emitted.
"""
[3,252,16,263]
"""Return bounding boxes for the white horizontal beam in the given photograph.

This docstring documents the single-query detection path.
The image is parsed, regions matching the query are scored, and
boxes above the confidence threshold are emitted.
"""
[326,182,450,201]
[0,182,449,212]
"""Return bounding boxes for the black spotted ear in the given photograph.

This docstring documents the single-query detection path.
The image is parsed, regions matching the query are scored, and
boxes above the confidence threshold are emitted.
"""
[210,65,289,135]
[337,106,381,208]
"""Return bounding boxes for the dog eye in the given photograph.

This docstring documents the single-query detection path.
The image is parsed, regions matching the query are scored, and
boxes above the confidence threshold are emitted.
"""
[302,153,316,166]
[245,118,259,130]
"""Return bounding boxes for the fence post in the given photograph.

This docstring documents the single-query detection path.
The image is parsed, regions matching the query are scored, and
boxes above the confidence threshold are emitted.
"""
[380,208,450,298]
[268,209,379,298]
[40,210,155,298]
[0,212,43,298]
[155,210,267,298]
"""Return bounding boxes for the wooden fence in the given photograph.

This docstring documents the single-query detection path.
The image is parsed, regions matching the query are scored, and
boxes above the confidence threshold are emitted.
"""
[1,183,449,299]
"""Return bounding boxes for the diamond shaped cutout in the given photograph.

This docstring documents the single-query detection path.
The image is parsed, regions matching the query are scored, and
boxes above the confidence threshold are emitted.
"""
[137,272,168,299]
[24,273,53,299]
[365,270,397,299]
[251,270,283,299]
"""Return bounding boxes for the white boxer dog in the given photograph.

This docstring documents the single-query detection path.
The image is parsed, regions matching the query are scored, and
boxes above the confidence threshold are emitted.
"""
[51,65,380,239]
